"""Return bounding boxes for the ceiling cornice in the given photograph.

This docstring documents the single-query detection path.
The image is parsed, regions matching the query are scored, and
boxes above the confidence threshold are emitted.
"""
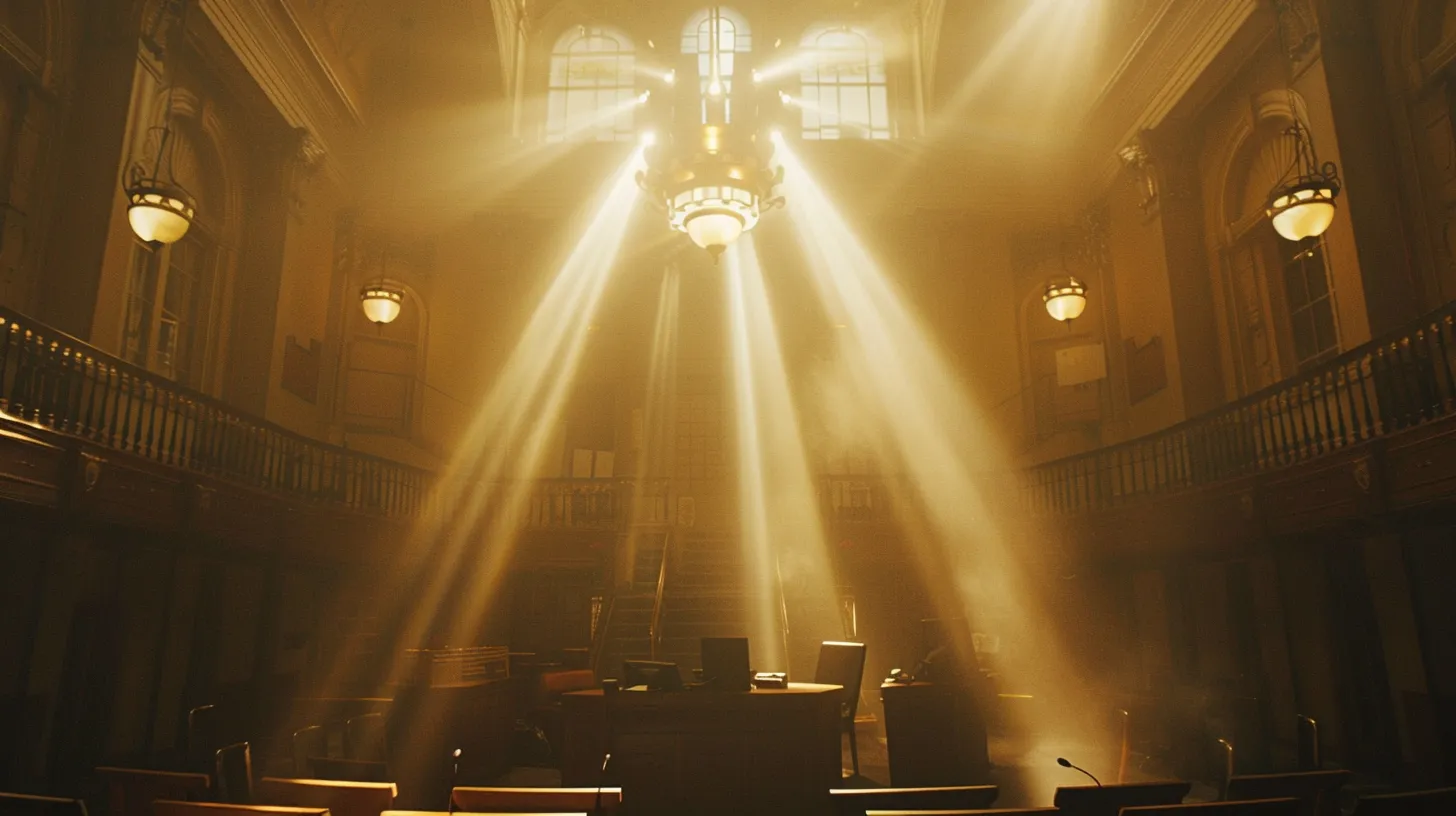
[1076,0,1260,196]
[199,0,364,180]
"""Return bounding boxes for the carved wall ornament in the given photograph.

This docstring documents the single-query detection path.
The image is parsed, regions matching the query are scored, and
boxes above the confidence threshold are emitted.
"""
[1118,137,1160,218]
[1273,0,1320,73]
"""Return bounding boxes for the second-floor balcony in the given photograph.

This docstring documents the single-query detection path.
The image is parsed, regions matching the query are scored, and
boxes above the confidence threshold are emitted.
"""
[8,298,1456,538]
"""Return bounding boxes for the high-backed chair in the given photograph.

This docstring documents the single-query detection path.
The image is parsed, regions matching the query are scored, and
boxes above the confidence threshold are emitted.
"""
[256,778,397,816]
[214,743,253,805]
[1352,786,1456,816]
[0,792,89,816]
[830,785,999,816]
[1120,799,1300,815]
[451,786,622,813]
[188,706,223,775]
[291,727,328,777]
[1052,781,1191,816]
[96,767,211,816]
[344,714,386,762]
[1225,770,1349,816]
[815,641,868,776]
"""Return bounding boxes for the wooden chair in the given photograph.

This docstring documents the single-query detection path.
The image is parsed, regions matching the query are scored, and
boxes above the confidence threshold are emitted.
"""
[1052,781,1191,816]
[815,641,869,777]
[344,714,386,762]
[308,757,389,783]
[153,802,328,816]
[1225,770,1349,816]
[1294,717,1319,771]
[1120,799,1301,815]
[96,767,211,816]
[214,743,253,805]
[830,785,999,816]
[451,786,621,813]
[257,778,398,816]
[1351,786,1456,815]
[291,727,328,777]
[188,706,223,775]
[0,793,89,816]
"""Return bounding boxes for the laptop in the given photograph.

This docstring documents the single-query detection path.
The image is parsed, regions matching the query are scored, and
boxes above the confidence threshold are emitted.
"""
[699,637,751,692]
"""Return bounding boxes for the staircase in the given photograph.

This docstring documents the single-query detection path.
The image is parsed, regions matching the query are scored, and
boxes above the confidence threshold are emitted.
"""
[594,532,667,678]
[656,532,783,674]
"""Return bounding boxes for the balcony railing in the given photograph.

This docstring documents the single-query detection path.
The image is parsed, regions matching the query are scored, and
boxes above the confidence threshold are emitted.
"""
[0,307,430,516]
[522,477,671,529]
[1023,300,1456,514]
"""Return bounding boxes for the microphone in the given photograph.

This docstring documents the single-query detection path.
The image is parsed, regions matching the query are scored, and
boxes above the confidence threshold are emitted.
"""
[1057,756,1102,787]
[593,752,612,816]
[446,748,462,814]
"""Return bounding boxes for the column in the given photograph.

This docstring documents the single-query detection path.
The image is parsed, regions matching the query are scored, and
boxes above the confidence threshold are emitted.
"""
[1313,0,1426,330]
[1143,122,1227,417]
[35,0,147,337]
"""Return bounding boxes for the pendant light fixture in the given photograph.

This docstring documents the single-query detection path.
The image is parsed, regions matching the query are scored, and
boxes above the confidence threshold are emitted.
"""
[1043,276,1089,323]
[125,0,197,246]
[1265,10,1340,243]
[638,6,782,261]
[1265,115,1340,242]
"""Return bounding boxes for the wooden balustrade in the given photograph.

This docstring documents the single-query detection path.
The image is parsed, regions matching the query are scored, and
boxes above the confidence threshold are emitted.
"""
[0,308,428,517]
[1024,301,1456,514]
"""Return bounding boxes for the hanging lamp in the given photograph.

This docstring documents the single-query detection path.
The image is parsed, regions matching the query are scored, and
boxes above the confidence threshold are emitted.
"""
[125,0,198,246]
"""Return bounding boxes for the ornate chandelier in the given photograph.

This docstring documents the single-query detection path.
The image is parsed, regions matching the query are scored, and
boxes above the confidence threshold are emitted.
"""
[1265,113,1341,242]
[638,124,781,260]
[637,6,782,260]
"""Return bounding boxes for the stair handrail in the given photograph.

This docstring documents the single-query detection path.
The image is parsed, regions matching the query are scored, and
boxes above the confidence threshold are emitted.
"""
[589,593,616,677]
[775,552,790,672]
[649,532,672,660]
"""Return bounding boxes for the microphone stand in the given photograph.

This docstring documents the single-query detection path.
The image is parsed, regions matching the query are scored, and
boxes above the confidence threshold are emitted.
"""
[447,748,462,813]
[595,679,618,816]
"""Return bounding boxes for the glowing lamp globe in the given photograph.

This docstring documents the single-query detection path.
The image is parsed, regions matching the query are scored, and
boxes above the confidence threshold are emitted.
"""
[126,181,196,245]
[684,209,747,257]
[1043,277,1089,322]
[1267,181,1338,242]
[360,284,404,325]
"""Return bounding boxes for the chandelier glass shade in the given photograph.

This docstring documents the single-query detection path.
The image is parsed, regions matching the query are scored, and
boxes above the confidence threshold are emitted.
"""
[1043,276,1089,322]
[360,283,405,325]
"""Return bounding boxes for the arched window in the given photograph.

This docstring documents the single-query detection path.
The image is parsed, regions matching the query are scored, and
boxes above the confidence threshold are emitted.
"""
[682,8,751,122]
[547,26,636,142]
[799,26,889,140]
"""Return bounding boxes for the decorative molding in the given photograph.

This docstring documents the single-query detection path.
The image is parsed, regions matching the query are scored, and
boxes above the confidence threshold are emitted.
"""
[198,0,363,181]
[1081,0,1262,193]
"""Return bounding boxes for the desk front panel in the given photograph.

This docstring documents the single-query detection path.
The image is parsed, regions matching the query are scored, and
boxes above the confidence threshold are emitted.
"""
[562,686,841,815]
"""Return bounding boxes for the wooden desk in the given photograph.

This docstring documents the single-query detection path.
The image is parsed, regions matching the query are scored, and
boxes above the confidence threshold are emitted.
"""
[562,683,842,815]
[880,681,989,787]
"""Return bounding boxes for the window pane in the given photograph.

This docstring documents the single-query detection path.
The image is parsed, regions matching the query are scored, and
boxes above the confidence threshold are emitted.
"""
[547,27,635,142]
[800,25,889,140]
[1283,258,1308,308]
[1292,310,1318,363]
[1311,299,1338,354]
